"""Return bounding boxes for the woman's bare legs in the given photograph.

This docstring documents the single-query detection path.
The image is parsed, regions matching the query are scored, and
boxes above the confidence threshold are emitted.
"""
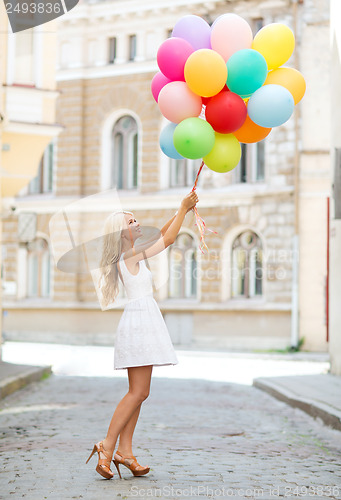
[116,403,142,456]
[100,365,153,461]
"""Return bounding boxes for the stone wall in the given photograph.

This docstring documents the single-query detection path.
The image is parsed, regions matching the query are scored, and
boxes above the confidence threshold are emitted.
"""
[1,0,331,352]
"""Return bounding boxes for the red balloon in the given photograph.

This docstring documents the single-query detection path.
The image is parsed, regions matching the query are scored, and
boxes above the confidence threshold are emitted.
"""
[205,90,247,133]
[203,85,229,106]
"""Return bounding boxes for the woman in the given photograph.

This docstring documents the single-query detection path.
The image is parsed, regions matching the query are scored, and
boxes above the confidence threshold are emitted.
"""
[86,191,199,479]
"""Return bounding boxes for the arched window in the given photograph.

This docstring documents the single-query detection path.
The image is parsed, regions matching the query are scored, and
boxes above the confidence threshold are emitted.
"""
[231,231,262,298]
[169,233,197,299]
[26,238,51,298]
[111,115,138,189]
[28,141,54,194]
[233,142,265,183]
[169,158,200,188]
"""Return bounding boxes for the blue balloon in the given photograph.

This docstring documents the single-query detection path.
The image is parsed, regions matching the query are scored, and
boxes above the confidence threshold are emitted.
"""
[248,84,295,128]
[159,122,184,160]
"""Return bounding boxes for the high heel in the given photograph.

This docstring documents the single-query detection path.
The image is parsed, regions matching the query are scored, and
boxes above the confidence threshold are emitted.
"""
[86,441,114,479]
[113,450,150,478]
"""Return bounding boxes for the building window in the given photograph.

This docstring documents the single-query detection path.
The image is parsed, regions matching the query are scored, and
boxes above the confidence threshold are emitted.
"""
[169,233,197,299]
[237,144,247,183]
[13,29,35,85]
[252,17,264,35]
[28,142,54,194]
[26,238,51,298]
[111,115,138,189]
[108,37,117,64]
[169,158,200,188]
[231,231,262,298]
[234,142,265,183]
[255,141,265,181]
[128,35,136,61]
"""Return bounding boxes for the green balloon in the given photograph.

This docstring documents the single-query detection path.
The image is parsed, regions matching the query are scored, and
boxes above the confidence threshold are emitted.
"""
[203,133,241,172]
[173,117,215,159]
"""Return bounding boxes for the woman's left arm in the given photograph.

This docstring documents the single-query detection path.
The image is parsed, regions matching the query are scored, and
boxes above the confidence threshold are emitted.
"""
[161,207,194,235]
[160,214,177,236]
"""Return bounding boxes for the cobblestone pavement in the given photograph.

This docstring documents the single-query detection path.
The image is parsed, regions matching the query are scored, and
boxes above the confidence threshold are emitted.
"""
[0,373,340,500]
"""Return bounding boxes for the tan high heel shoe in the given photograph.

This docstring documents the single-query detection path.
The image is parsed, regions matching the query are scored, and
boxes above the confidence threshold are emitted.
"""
[113,450,150,478]
[86,441,114,479]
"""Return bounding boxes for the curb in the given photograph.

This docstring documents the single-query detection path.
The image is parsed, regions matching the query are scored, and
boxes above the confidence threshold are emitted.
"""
[0,365,52,400]
[253,377,341,431]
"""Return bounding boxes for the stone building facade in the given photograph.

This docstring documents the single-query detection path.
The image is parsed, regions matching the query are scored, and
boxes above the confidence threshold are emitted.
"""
[0,12,62,352]
[2,0,330,353]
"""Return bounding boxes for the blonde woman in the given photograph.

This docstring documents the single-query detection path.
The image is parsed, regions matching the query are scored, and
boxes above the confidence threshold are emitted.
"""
[86,191,199,479]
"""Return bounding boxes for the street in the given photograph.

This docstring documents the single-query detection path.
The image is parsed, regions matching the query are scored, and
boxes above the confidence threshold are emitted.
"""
[0,360,340,499]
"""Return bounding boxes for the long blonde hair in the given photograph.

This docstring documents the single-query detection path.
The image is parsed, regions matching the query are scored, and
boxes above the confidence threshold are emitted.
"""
[98,211,133,307]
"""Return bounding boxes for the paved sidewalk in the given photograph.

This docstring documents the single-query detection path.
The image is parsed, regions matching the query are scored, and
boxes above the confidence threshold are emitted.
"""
[0,373,341,499]
[253,374,341,432]
[0,360,52,400]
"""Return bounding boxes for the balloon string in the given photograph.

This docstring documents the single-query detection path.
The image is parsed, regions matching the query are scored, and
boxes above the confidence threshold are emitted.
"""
[192,160,204,190]
[191,160,218,254]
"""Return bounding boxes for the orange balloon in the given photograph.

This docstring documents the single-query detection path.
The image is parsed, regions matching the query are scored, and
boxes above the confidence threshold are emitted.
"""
[264,67,306,105]
[184,49,227,97]
[233,113,271,143]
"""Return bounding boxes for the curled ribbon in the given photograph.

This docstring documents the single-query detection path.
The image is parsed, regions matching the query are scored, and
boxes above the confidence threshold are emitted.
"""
[191,160,218,254]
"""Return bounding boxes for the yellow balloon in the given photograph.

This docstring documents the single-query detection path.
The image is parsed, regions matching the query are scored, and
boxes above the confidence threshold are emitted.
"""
[203,133,241,173]
[264,67,306,104]
[252,23,295,70]
[184,49,227,98]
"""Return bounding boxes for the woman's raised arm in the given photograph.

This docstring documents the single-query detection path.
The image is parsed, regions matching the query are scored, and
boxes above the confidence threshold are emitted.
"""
[123,192,198,261]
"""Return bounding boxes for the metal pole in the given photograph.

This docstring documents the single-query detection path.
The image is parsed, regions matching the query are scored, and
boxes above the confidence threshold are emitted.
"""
[326,197,330,342]
[291,235,299,348]
[0,118,3,360]
[291,0,300,349]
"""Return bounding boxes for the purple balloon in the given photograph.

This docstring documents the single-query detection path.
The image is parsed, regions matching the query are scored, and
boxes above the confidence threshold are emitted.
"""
[172,15,212,50]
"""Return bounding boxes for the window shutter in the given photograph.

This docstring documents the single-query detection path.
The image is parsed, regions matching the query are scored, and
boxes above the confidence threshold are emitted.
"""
[334,148,341,219]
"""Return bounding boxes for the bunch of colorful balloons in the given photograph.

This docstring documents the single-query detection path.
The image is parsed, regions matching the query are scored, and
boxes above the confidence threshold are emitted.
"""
[152,13,306,173]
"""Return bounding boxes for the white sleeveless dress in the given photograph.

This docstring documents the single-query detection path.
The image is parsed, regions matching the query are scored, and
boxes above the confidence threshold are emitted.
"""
[114,252,179,370]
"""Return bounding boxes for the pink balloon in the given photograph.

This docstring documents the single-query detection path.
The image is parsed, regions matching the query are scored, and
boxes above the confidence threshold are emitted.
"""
[158,81,202,123]
[211,14,253,62]
[151,72,172,102]
[157,37,194,81]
